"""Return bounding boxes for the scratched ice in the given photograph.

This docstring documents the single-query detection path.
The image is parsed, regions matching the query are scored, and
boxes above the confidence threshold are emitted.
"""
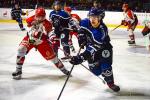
[0,23,150,100]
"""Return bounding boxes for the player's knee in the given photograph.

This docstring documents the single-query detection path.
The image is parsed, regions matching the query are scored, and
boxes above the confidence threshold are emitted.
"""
[101,64,113,77]
[128,29,134,35]
[17,46,27,57]
[51,56,59,64]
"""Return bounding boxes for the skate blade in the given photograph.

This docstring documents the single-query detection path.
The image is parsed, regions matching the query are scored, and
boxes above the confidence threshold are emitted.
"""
[128,44,136,46]
[61,58,71,62]
[13,75,22,80]
[65,74,72,77]
[72,50,76,53]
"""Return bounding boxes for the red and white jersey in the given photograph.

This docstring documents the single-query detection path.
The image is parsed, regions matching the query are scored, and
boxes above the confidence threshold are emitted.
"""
[123,9,136,24]
[26,15,52,40]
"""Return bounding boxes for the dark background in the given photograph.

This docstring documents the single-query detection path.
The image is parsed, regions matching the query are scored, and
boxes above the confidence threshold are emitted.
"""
[0,0,150,12]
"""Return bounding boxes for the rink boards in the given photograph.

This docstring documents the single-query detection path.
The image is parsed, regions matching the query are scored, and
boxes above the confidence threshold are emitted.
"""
[0,8,150,29]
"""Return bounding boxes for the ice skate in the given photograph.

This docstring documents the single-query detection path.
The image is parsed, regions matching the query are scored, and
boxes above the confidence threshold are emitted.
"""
[12,69,22,80]
[60,68,70,76]
[108,83,120,92]
[21,28,26,31]
[128,40,136,46]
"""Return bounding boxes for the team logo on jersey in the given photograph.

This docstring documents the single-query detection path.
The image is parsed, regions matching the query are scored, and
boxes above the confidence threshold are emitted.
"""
[61,34,65,39]
[102,50,110,58]
[45,51,54,60]
[53,18,60,27]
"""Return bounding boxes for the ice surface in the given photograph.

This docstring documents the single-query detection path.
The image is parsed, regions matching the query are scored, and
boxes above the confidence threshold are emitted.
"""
[0,23,150,100]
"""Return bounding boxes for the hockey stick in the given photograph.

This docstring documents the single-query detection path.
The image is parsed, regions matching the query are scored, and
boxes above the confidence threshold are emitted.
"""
[57,44,83,100]
[110,24,122,33]
[58,47,106,84]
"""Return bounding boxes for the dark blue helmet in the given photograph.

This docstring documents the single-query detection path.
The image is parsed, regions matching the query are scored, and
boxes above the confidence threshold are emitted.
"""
[88,8,105,19]
[53,1,61,6]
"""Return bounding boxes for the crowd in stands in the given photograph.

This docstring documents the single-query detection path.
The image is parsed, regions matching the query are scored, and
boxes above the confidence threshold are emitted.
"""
[0,0,150,12]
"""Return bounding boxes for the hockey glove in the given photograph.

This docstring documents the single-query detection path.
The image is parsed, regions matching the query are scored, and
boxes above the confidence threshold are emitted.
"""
[69,55,83,65]
[21,11,26,16]
[121,20,128,26]
[78,34,86,49]
[71,25,78,32]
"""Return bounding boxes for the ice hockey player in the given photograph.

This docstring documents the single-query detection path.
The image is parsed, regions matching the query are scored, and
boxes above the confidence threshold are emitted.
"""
[49,1,77,60]
[11,3,26,31]
[64,6,81,53]
[142,20,150,36]
[142,20,150,51]
[12,7,70,80]
[121,3,138,45]
[69,8,120,92]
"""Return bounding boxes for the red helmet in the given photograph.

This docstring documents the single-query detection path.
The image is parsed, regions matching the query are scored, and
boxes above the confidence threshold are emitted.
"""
[35,7,46,17]
[64,6,72,12]
[122,3,129,9]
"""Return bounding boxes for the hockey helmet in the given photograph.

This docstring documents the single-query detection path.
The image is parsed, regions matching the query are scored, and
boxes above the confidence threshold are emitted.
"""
[88,8,104,18]
[53,1,61,6]
[35,7,46,17]
[122,3,129,9]
[64,6,72,12]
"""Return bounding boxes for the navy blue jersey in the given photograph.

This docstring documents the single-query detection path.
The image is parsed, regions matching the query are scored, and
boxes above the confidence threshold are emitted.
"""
[49,10,71,30]
[79,18,110,50]
[78,18,113,77]
[11,7,24,18]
